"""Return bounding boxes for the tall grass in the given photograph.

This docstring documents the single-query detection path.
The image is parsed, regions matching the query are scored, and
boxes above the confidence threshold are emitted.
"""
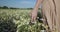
[0,9,46,32]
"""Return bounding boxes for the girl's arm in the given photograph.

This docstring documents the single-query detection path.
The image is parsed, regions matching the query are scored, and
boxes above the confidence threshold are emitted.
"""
[30,0,43,23]
[33,0,43,11]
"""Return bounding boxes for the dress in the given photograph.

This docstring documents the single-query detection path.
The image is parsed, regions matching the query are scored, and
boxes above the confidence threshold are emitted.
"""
[42,0,60,32]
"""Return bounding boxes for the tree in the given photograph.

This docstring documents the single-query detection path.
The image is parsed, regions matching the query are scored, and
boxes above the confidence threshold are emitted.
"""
[3,6,8,9]
[0,7,2,9]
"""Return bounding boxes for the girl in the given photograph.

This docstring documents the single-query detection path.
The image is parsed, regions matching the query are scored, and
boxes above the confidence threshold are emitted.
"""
[30,0,60,32]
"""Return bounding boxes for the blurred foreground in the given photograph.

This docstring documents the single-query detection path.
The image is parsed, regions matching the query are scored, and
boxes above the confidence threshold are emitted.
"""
[0,9,46,32]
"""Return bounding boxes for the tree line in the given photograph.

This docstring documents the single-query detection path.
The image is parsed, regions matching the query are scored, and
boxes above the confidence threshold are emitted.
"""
[0,6,19,9]
[0,6,41,10]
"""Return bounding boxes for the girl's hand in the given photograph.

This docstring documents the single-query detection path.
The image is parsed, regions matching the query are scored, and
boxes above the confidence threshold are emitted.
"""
[29,10,38,24]
[31,10,37,21]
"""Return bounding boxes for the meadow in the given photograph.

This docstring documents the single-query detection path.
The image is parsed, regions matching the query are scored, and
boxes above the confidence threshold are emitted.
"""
[0,9,46,32]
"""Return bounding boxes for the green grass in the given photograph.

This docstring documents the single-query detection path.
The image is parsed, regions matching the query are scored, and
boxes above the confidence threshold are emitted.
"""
[0,9,46,32]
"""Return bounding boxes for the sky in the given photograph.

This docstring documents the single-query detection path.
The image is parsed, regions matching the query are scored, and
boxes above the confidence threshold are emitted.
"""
[0,0,37,8]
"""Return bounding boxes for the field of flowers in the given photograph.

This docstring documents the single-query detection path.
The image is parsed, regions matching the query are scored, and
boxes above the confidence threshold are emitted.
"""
[0,9,46,32]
